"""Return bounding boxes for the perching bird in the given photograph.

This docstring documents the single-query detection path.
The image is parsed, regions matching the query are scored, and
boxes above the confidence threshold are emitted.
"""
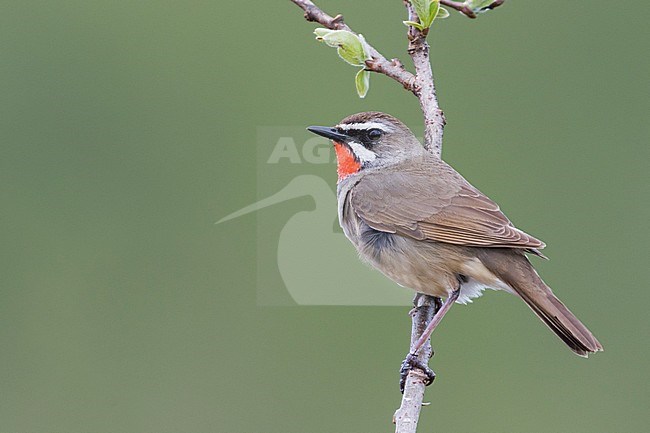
[307,111,602,388]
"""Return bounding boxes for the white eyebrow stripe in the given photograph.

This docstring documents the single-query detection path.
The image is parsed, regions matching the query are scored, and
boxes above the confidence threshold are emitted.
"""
[347,140,377,163]
[335,122,391,132]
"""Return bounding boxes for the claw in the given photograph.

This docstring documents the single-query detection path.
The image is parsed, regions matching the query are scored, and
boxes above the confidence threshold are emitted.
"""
[399,352,435,393]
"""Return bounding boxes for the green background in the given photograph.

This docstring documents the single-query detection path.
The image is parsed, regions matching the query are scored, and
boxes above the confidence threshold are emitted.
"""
[1,1,648,432]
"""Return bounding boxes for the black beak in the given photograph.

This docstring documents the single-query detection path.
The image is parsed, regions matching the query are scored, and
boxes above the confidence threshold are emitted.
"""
[307,126,350,143]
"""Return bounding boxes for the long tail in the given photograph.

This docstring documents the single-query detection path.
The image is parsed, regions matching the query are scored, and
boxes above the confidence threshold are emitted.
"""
[478,249,603,357]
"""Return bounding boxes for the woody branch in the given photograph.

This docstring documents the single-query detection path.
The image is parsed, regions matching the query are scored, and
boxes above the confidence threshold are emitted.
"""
[392,2,446,431]
[402,0,444,155]
[393,295,440,433]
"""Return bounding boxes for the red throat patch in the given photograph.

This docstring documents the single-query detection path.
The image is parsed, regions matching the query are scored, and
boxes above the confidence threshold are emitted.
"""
[333,141,361,181]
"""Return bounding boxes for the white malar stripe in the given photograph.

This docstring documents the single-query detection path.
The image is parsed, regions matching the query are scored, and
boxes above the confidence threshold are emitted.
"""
[347,140,377,163]
[335,122,392,132]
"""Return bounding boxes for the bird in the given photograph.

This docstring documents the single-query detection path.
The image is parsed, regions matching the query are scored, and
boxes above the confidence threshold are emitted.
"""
[307,111,603,388]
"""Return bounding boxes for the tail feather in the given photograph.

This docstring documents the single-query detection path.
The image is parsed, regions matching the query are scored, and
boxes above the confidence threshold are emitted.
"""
[478,249,603,356]
[516,288,603,356]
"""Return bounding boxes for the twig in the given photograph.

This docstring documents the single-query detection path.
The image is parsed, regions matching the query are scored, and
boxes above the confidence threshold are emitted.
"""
[441,0,505,19]
[394,3,448,429]
[393,295,441,433]
[395,0,468,419]
[402,0,445,154]
[289,0,417,93]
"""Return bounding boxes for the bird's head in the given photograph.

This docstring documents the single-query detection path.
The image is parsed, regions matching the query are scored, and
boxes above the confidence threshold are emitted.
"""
[308,111,423,181]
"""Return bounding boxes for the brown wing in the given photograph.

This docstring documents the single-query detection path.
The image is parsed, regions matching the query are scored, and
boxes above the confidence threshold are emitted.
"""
[350,159,545,250]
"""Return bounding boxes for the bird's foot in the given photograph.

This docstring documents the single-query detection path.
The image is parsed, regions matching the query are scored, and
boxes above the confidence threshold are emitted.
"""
[399,352,435,393]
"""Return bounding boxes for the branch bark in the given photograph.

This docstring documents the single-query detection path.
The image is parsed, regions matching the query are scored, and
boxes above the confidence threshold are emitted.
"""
[393,4,447,429]
[393,295,441,433]
[403,0,445,155]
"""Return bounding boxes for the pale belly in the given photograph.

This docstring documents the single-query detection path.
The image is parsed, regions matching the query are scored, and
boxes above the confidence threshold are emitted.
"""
[350,224,512,304]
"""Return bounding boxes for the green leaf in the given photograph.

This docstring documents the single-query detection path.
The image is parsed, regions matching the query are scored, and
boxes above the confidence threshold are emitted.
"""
[357,34,371,60]
[403,20,425,31]
[355,69,370,98]
[468,0,494,13]
[411,0,431,26]
[405,0,445,30]
[314,28,366,66]
[313,28,331,39]
[427,0,440,26]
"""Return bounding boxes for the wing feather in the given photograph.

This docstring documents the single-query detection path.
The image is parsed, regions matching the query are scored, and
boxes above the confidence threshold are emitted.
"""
[350,160,545,250]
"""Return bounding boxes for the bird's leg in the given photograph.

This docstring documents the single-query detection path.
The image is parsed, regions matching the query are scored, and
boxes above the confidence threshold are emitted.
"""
[411,289,460,355]
[399,288,460,393]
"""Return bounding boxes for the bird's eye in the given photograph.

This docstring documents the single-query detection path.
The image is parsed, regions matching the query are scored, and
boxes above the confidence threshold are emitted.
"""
[367,128,382,140]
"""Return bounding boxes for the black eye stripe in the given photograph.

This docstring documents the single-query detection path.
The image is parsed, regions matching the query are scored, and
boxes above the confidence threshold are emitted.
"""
[335,127,383,145]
